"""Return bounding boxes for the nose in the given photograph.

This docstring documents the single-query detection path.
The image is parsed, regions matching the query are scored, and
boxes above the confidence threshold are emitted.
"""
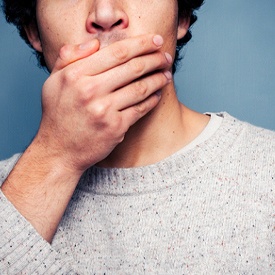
[86,0,129,33]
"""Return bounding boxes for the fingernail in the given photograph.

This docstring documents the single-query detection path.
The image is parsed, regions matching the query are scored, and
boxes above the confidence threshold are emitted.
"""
[165,52,173,64]
[153,35,164,47]
[163,71,172,80]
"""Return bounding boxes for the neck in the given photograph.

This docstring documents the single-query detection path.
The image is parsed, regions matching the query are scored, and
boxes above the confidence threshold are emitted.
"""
[97,82,210,168]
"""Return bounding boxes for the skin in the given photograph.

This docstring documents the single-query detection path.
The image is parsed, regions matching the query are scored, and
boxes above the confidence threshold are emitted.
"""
[1,0,209,242]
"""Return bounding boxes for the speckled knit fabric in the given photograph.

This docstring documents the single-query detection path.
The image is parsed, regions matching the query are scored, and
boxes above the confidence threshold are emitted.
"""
[0,113,274,274]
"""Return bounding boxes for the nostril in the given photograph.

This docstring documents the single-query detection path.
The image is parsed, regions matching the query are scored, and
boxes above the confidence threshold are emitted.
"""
[87,10,129,33]
[92,22,103,29]
[112,19,123,27]
[91,19,123,30]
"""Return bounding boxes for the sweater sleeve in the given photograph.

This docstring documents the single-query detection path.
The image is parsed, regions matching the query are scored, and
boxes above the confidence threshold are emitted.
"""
[0,155,76,274]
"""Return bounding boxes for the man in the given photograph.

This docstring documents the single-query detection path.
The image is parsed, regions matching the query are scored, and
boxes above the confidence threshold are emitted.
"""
[0,0,274,273]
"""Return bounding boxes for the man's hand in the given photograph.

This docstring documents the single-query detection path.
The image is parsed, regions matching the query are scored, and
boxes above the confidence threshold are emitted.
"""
[38,34,172,172]
[1,34,172,242]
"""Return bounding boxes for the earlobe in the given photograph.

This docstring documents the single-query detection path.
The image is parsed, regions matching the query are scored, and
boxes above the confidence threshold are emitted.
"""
[177,17,190,40]
[24,22,43,52]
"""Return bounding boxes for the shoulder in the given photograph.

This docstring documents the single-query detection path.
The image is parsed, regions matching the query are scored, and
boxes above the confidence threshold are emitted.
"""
[218,112,275,169]
[220,112,275,147]
[0,154,21,186]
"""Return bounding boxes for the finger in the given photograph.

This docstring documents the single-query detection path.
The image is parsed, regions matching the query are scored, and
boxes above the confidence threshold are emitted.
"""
[87,51,172,95]
[78,34,165,76]
[52,39,100,73]
[119,90,162,129]
[110,70,172,111]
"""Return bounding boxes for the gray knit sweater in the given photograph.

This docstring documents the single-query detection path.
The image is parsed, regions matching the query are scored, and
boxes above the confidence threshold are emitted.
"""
[0,113,274,274]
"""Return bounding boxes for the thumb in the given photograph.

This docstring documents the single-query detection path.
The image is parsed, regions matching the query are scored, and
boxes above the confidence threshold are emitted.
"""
[52,39,100,73]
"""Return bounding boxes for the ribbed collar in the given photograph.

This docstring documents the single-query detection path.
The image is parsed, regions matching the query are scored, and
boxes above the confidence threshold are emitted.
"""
[78,113,243,195]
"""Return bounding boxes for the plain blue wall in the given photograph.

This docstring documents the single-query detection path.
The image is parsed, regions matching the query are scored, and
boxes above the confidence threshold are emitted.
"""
[1,0,275,160]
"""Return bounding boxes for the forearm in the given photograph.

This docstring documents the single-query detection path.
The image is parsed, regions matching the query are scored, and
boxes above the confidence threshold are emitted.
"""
[1,32,170,246]
[1,140,82,243]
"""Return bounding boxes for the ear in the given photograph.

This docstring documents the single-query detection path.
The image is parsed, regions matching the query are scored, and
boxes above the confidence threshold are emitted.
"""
[24,22,43,52]
[177,16,190,40]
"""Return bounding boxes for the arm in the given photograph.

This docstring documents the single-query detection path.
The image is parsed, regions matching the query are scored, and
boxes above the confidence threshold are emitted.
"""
[0,188,75,274]
[0,34,171,244]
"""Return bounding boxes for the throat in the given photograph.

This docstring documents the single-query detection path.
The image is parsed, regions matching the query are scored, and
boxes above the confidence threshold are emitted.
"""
[96,101,210,169]
[97,115,162,168]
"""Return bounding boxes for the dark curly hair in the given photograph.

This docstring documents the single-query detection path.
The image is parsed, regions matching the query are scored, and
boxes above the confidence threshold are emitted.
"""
[2,0,204,73]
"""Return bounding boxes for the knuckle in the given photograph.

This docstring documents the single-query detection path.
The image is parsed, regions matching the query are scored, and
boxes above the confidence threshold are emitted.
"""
[130,59,145,75]
[110,115,123,131]
[133,102,147,114]
[156,52,167,68]
[112,121,126,143]
[78,88,91,105]
[63,69,77,83]
[108,126,125,144]
[112,45,128,61]
[117,133,125,143]
[92,102,110,120]
[161,72,170,84]
[59,45,71,61]
[138,36,148,50]
[86,81,99,97]
[133,80,148,97]
[156,73,168,87]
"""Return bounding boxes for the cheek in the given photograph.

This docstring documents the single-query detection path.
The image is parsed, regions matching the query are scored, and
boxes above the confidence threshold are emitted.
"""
[136,15,178,58]
[38,28,63,70]
[38,22,83,71]
[131,2,179,51]
[36,4,85,69]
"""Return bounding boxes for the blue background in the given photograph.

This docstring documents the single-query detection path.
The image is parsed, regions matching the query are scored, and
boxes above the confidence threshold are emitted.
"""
[0,0,275,160]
